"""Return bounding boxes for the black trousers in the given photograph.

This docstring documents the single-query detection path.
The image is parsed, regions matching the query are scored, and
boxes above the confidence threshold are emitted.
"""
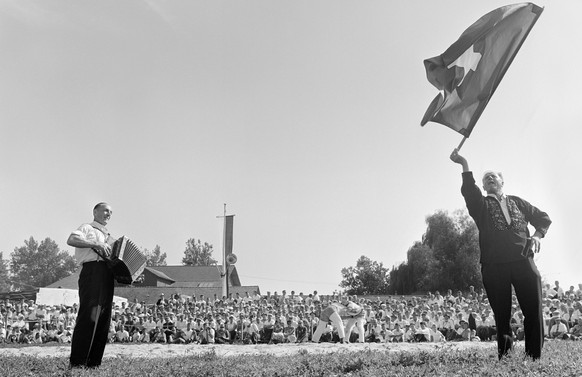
[481,258,543,360]
[70,261,114,368]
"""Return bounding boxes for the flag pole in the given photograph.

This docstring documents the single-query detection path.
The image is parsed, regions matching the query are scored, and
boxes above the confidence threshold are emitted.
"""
[456,136,468,152]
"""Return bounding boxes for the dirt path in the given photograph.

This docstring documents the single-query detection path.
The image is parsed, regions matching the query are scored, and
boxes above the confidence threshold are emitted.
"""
[0,341,497,359]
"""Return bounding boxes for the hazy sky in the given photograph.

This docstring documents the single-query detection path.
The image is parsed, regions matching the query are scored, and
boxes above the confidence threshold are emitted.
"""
[1,1,580,295]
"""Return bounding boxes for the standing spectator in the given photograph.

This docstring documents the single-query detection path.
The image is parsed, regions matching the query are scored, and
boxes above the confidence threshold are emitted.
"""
[450,150,551,360]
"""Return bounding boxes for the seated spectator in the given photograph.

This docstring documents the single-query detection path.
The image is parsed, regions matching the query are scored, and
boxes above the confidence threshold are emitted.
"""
[389,323,404,343]
[448,319,471,341]
[151,326,166,343]
[162,317,176,343]
[199,323,215,344]
[181,323,197,344]
[295,319,309,343]
[215,323,230,344]
[243,317,259,344]
[270,319,285,344]
[439,313,455,340]
[430,324,446,342]
[403,324,415,343]
[0,322,6,343]
[414,321,431,342]
[283,319,296,343]
[567,318,582,340]
[58,325,73,343]
[365,318,382,343]
[115,325,130,343]
[7,326,19,343]
[226,315,238,344]
[476,312,496,341]
[548,311,568,339]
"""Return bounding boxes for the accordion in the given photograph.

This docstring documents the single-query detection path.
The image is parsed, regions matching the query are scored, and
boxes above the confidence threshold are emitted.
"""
[108,236,147,284]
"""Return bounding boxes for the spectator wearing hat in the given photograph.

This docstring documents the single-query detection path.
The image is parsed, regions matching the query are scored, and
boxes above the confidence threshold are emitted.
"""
[456,319,471,341]
[548,311,568,339]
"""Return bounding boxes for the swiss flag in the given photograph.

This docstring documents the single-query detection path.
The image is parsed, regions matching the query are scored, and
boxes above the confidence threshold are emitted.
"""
[421,3,543,137]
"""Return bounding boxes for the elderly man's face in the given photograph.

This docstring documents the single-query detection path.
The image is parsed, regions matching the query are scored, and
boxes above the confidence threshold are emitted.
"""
[482,171,504,195]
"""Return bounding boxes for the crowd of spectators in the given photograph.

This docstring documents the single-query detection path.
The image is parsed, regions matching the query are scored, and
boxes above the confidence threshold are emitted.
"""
[2,281,582,345]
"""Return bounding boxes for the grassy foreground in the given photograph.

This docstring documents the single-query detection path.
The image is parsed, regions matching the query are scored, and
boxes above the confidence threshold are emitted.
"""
[1,341,580,376]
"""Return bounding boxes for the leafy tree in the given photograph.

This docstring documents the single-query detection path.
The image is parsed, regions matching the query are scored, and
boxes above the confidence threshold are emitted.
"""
[10,237,77,290]
[406,242,437,292]
[144,245,167,267]
[388,262,411,295]
[339,255,390,295]
[182,238,217,266]
[423,209,481,291]
[0,252,11,292]
[388,209,482,294]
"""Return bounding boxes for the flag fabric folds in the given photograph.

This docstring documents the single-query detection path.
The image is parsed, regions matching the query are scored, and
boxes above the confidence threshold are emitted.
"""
[225,215,234,256]
[421,3,543,136]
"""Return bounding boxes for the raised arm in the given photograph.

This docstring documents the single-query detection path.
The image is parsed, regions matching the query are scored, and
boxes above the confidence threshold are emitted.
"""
[450,148,470,172]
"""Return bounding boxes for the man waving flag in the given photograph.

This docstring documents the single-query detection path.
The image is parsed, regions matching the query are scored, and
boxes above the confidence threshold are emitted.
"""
[421,3,543,138]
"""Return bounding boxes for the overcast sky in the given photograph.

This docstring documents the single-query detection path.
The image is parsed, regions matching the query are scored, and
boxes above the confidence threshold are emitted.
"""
[1,1,580,295]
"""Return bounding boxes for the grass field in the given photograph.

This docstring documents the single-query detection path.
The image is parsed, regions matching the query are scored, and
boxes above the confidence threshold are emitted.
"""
[1,340,581,376]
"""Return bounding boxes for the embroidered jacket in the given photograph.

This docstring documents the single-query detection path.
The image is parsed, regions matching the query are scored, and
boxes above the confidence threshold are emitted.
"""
[461,172,551,264]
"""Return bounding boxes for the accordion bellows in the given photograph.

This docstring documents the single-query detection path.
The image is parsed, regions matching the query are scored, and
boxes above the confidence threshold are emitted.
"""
[110,236,147,284]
